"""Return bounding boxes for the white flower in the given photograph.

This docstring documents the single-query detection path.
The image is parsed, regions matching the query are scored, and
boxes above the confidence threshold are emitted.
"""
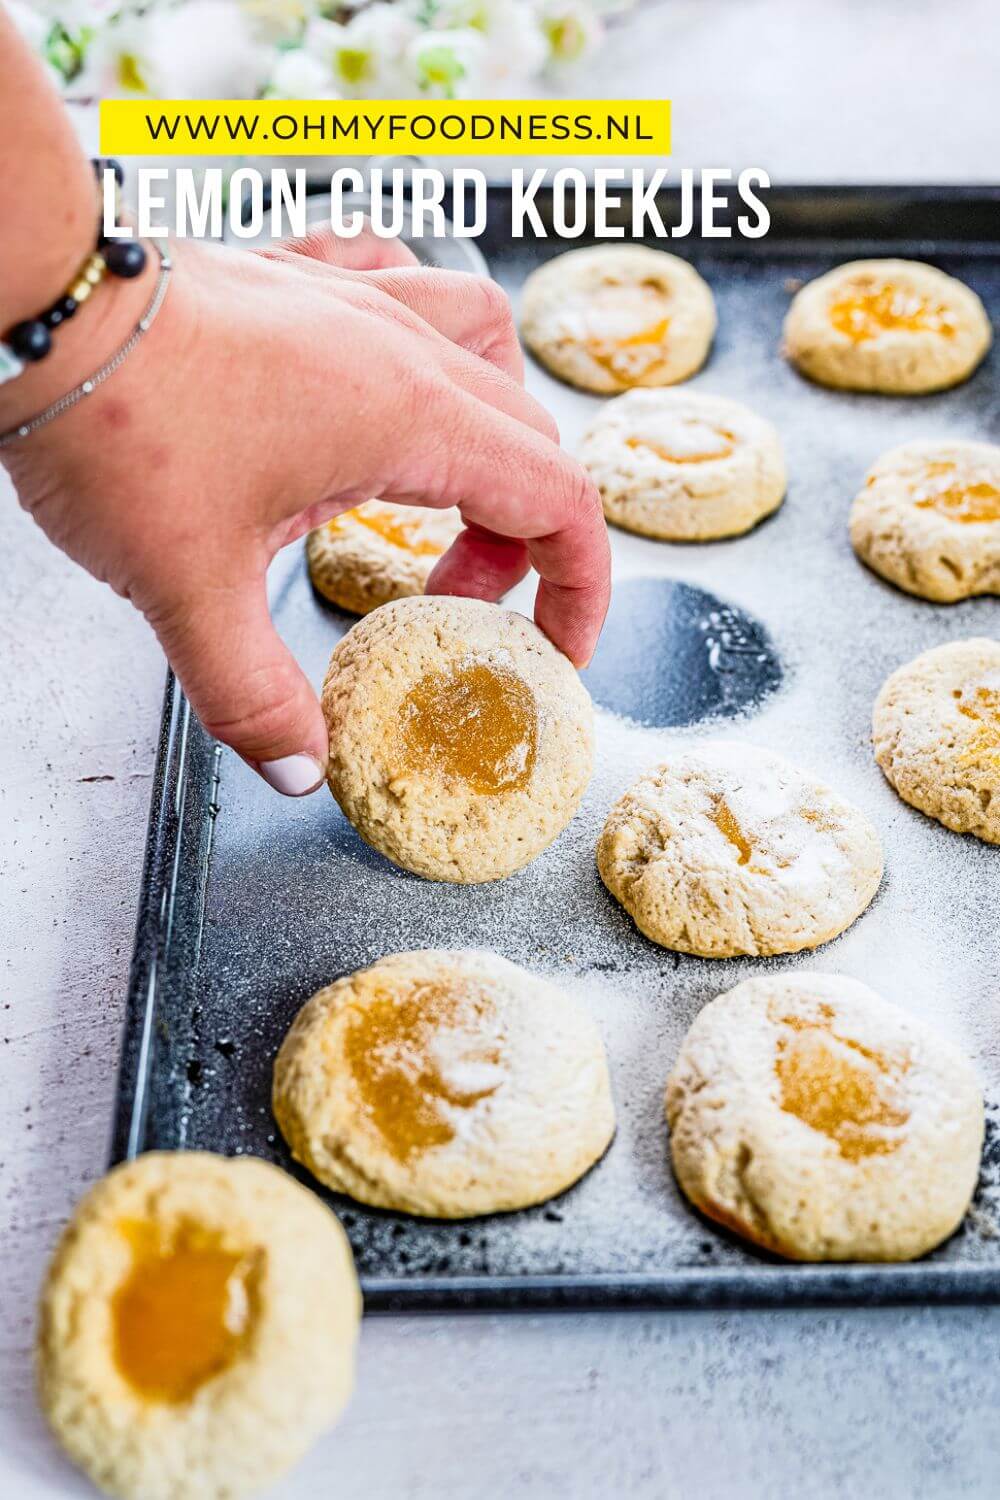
[28,0,119,23]
[539,0,603,68]
[304,7,417,98]
[77,0,267,99]
[265,45,339,99]
[239,0,316,46]
[418,0,547,88]
[405,26,488,98]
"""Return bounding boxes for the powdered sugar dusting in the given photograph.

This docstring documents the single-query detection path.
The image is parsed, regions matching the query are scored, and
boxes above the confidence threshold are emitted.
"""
[164,240,1000,1283]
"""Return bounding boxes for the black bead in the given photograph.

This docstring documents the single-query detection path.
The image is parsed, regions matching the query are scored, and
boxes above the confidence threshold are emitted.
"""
[43,305,65,329]
[104,240,148,279]
[8,319,52,361]
[54,295,78,321]
[92,156,125,187]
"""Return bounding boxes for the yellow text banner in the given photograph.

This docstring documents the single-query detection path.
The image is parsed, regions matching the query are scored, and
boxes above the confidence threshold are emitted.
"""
[100,98,671,157]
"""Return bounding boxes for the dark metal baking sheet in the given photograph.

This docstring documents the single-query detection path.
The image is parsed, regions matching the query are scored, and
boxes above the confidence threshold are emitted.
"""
[112,187,1000,1311]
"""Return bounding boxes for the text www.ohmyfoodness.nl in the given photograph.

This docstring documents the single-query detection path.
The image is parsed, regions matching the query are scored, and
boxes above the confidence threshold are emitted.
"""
[141,109,656,148]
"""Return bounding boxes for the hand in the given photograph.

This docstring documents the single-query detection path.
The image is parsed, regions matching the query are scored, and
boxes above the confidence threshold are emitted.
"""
[4,227,610,795]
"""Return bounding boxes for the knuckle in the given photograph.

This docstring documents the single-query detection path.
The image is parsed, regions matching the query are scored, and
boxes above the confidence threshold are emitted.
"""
[476,276,515,333]
[563,464,604,530]
[395,353,453,422]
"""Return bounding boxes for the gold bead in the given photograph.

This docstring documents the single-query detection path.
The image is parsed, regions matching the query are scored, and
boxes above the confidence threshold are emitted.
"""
[68,278,92,303]
[83,255,106,286]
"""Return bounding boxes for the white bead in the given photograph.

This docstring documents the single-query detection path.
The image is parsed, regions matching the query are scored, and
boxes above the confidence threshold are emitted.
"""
[82,381,94,394]
[18,426,29,437]
[0,343,26,386]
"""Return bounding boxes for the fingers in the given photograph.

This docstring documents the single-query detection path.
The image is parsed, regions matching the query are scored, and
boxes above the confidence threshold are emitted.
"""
[149,579,329,795]
[360,268,525,383]
[435,336,559,444]
[426,524,533,602]
[277,222,419,272]
[394,390,610,666]
[266,233,559,442]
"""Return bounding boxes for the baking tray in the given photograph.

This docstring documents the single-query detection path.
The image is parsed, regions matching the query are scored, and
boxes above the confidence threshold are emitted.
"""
[112,187,1000,1311]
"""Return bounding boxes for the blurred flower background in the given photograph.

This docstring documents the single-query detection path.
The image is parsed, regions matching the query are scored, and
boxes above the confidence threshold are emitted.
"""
[8,0,632,100]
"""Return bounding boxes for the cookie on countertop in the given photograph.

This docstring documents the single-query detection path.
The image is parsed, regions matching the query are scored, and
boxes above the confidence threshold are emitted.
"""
[579,389,786,541]
[273,949,615,1219]
[666,972,983,1261]
[597,742,883,958]
[322,595,593,883]
[783,259,991,393]
[520,245,716,394]
[872,637,1000,844]
[850,439,1000,602]
[37,1152,360,1500]
[307,500,463,616]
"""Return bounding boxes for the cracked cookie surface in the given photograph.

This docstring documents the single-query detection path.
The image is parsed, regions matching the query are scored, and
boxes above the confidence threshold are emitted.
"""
[273,950,615,1218]
[597,742,883,958]
[666,973,983,1261]
[321,595,593,883]
[37,1153,360,1500]
[579,388,786,541]
[783,258,991,393]
[873,637,1000,843]
[520,245,716,394]
[850,440,1000,602]
[307,500,463,616]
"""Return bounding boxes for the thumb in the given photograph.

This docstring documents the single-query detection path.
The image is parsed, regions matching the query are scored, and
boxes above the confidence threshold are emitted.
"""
[151,578,328,797]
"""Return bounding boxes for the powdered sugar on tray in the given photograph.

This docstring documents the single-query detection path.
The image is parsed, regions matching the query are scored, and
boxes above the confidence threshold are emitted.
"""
[171,242,1000,1283]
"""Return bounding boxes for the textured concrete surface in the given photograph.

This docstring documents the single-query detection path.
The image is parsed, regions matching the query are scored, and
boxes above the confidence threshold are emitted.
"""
[4,1,1000,1492]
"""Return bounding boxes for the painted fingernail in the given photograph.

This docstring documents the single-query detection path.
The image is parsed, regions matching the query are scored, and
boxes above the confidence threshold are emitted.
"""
[256,753,325,797]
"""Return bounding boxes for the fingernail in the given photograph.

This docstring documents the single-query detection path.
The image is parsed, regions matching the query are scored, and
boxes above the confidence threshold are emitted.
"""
[256,753,325,797]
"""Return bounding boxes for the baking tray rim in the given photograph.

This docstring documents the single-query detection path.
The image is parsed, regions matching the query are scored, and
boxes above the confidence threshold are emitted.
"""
[112,186,1000,1312]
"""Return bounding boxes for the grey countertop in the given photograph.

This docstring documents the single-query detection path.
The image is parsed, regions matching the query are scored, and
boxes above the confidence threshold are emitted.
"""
[4,1,1000,1492]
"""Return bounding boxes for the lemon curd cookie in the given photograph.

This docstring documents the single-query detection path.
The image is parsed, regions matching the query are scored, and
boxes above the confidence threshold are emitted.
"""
[872,637,1000,844]
[307,500,463,615]
[37,1152,360,1500]
[322,595,593,883]
[273,950,615,1218]
[666,973,983,1262]
[850,440,1000,602]
[597,742,883,958]
[579,389,786,541]
[520,245,716,394]
[783,259,991,393]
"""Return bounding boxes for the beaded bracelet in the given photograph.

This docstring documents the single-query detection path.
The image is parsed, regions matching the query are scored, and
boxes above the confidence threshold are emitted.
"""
[0,158,148,384]
[0,240,172,450]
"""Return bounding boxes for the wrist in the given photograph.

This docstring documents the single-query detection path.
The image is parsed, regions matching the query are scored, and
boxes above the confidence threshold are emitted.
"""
[0,126,96,339]
[0,233,162,444]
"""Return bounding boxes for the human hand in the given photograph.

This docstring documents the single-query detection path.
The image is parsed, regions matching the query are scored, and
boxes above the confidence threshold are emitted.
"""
[3,227,610,795]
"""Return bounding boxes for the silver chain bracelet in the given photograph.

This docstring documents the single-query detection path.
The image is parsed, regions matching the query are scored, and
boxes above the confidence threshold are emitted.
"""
[0,242,172,451]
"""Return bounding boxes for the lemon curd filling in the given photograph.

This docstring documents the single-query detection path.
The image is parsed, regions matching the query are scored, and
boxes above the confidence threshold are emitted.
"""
[910,462,1000,525]
[829,282,957,343]
[773,1006,909,1162]
[625,423,736,466]
[112,1222,253,1402]
[711,798,753,865]
[955,681,1000,771]
[583,282,673,384]
[344,981,503,1162]
[327,504,446,557]
[398,662,538,795]
[589,319,671,383]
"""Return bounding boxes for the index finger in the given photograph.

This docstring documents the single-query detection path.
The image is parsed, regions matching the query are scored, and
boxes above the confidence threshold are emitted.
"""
[419,401,610,666]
